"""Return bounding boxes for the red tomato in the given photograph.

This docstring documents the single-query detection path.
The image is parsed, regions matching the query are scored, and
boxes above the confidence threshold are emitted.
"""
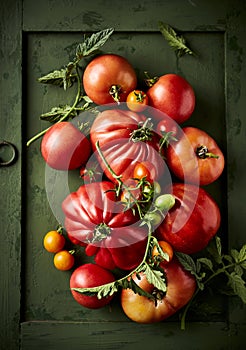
[166,126,225,185]
[156,116,180,139]
[62,181,148,271]
[126,90,149,112]
[83,54,137,104]
[156,183,221,254]
[147,74,195,124]
[121,258,196,323]
[90,109,167,184]
[152,240,174,264]
[70,263,115,309]
[41,121,91,170]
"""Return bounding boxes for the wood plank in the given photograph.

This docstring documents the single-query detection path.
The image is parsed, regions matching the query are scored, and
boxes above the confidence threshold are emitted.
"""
[0,0,22,349]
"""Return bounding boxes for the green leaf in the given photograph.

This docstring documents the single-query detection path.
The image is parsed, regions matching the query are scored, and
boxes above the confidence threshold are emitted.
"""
[158,21,194,57]
[238,244,246,262]
[144,264,167,293]
[227,272,246,304]
[176,252,197,275]
[72,280,117,299]
[197,258,213,271]
[76,28,114,59]
[231,249,239,263]
[38,66,76,90]
[40,105,76,123]
[234,265,244,277]
[215,236,222,256]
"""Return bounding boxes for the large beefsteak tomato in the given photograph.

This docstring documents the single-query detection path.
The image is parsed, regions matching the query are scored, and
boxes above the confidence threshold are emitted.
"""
[155,183,221,254]
[90,108,169,185]
[62,181,148,270]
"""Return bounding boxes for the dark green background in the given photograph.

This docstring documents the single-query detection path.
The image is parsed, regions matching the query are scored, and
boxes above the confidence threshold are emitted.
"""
[0,0,245,349]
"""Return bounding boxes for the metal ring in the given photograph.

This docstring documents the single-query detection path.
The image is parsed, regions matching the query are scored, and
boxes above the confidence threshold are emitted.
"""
[0,140,17,166]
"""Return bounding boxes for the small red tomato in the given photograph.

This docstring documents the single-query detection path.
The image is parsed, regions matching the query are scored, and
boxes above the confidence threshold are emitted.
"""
[70,263,115,309]
[126,90,149,112]
[133,161,155,183]
[53,250,75,271]
[43,230,66,253]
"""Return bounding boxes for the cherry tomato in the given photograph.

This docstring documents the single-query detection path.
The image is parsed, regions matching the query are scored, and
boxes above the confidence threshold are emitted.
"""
[53,250,75,271]
[147,74,195,124]
[126,90,149,112]
[133,161,155,183]
[152,240,174,264]
[120,179,142,204]
[83,54,137,104]
[121,258,196,323]
[70,263,115,309]
[41,121,91,170]
[166,126,225,185]
[43,230,66,253]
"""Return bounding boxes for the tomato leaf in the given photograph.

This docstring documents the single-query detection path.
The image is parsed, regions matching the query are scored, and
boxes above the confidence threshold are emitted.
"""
[197,258,214,272]
[38,64,76,90]
[144,264,167,293]
[76,28,114,59]
[227,272,246,304]
[40,105,77,123]
[158,21,194,57]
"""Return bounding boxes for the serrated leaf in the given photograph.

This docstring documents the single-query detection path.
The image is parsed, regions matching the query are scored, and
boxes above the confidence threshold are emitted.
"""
[176,252,197,274]
[72,280,118,299]
[144,264,166,293]
[238,244,246,263]
[227,272,246,304]
[40,105,76,123]
[215,236,222,256]
[197,258,213,271]
[231,249,239,263]
[234,265,244,277]
[158,21,194,57]
[38,66,76,90]
[76,28,114,59]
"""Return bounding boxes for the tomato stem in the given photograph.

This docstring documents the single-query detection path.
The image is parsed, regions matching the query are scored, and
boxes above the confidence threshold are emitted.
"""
[109,84,122,104]
[196,145,219,159]
[130,118,153,143]
[27,66,83,147]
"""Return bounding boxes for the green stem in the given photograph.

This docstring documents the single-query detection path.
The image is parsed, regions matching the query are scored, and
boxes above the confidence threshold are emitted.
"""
[26,65,82,147]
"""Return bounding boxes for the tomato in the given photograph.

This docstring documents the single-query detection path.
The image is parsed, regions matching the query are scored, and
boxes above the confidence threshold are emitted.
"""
[43,230,66,253]
[133,161,155,183]
[62,181,148,270]
[121,258,196,323]
[70,263,115,309]
[126,90,149,112]
[53,250,75,271]
[147,74,195,124]
[155,183,221,254]
[120,179,142,204]
[166,126,225,186]
[90,109,169,185]
[83,54,137,104]
[156,116,180,139]
[80,162,102,183]
[152,240,174,264]
[41,121,91,170]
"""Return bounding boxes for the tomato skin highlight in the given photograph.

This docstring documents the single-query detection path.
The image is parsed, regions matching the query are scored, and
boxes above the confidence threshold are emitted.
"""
[156,183,221,254]
[147,74,195,124]
[41,121,91,170]
[166,126,225,185]
[70,263,115,309]
[121,258,196,323]
[83,54,137,104]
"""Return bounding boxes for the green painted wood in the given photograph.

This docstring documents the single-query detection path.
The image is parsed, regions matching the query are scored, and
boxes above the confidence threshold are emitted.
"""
[0,0,245,349]
[0,1,22,350]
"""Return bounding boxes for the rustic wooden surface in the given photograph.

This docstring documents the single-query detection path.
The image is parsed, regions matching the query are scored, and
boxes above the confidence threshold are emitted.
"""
[0,0,245,349]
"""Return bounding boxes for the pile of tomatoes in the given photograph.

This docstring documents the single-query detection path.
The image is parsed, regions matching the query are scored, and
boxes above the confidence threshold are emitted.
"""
[41,53,225,323]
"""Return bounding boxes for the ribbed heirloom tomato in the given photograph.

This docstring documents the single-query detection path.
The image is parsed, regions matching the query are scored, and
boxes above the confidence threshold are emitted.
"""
[62,181,148,270]
[83,54,137,104]
[121,258,196,323]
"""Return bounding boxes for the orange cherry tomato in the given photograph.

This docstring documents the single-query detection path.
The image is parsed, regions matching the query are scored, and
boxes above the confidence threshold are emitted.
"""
[43,230,66,253]
[133,161,155,183]
[53,250,75,271]
[126,90,149,112]
[152,240,174,264]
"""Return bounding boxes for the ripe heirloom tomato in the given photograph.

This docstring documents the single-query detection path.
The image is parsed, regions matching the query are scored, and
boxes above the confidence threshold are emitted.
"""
[70,263,115,309]
[53,250,75,271]
[121,258,196,323]
[43,230,66,253]
[156,183,221,254]
[90,109,167,184]
[41,121,91,170]
[62,181,148,271]
[166,126,225,186]
[83,54,137,104]
[147,74,195,124]
[126,90,149,112]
